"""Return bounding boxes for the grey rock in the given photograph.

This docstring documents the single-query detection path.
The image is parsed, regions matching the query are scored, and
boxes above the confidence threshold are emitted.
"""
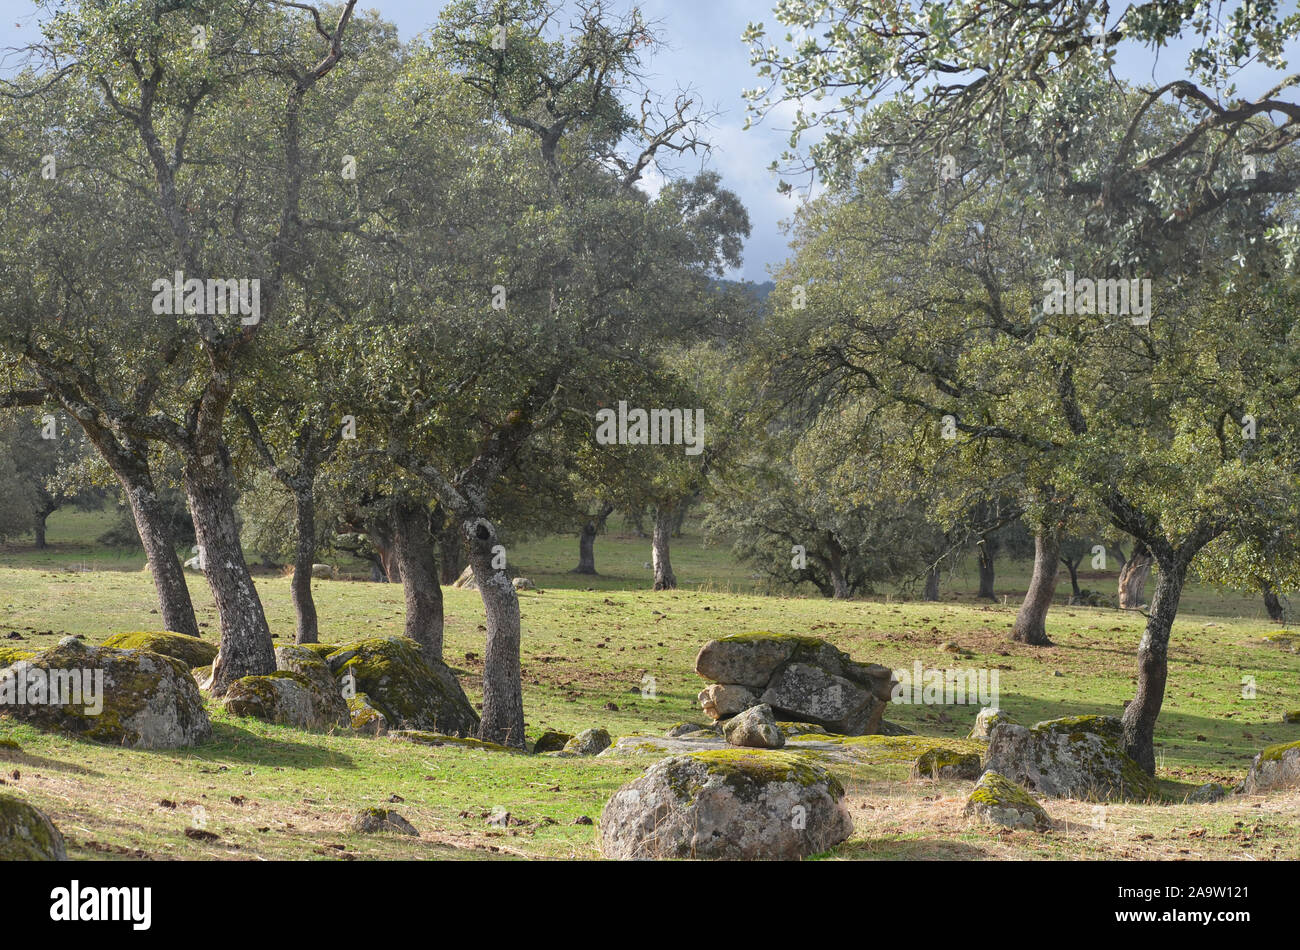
[722,703,785,749]
[600,749,854,860]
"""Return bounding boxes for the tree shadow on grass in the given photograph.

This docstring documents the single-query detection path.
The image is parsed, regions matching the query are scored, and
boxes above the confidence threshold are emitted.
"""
[176,721,358,770]
[1,748,105,778]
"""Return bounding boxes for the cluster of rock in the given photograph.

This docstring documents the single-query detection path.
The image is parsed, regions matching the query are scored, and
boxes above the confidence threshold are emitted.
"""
[219,637,481,738]
[0,793,67,860]
[695,632,896,736]
[983,715,1159,802]
[0,636,211,748]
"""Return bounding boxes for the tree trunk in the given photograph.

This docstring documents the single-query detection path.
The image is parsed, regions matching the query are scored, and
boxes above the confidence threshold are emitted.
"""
[437,518,466,584]
[1121,558,1188,775]
[291,488,319,644]
[392,500,444,663]
[670,499,691,538]
[573,520,598,574]
[1063,557,1081,597]
[185,456,276,696]
[923,564,940,602]
[72,421,200,638]
[628,508,646,538]
[1012,530,1060,645]
[977,539,996,600]
[33,511,48,549]
[1117,541,1153,609]
[1262,580,1285,622]
[465,517,525,749]
[652,506,677,591]
[827,543,850,599]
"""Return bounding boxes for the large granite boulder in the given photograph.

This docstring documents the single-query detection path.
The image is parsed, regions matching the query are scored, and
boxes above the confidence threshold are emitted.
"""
[323,638,479,737]
[601,749,854,860]
[694,632,895,736]
[0,638,211,748]
[722,703,785,749]
[101,631,218,669]
[0,793,66,860]
[983,715,1158,801]
[1240,739,1300,794]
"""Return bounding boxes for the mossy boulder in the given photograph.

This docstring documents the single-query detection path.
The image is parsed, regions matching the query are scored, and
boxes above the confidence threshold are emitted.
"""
[983,715,1158,801]
[965,770,1050,830]
[274,645,339,698]
[101,631,218,668]
[347,693,389,736]
[223,670,349,730]
[350,807,419,835]
[912,746,982,780]
[0,639,211,748]
[1241,739,1300,794]
[722,703,785,749]
[1283,710,1300,724]
[600,749,854,860]
[532,730,573,753]
[324,637,479,737]
[0,792,66,860]
[559,727,612,756]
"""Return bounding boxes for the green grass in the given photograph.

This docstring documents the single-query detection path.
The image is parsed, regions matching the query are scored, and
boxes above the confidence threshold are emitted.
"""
[1,510,1299,860]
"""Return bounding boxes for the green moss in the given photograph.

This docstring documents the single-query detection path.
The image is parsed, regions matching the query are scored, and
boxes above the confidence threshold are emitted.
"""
[0,647,35,667]
[686,748,843,797]
[1034,715,1123,741]
[101,631,218,668]
[716,630,826,648]
[1260,739,1300,762]
[914,747,982,777]
[969,771,1043,811]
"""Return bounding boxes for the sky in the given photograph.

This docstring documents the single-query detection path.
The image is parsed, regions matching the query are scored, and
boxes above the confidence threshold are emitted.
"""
[1,1,1296,282]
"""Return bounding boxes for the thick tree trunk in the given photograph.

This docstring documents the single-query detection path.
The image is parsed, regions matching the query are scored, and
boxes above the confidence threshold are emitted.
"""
[827,544,851,599]
[652,506,677,591]
[72,421,199,638]
[33,511,48,549]
[1121,559,1188,775]
[1262,581,1285,622]
[574,521,598,574]
[977,539,996,600]
[1118,541,1153,609]
[1012,530,1060,645]
[392,500,444,662]
[291,489,319,644]
[437,517,466,584]
[923,564,941,602]
[186,456,276,695]
[465,517,525,749]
